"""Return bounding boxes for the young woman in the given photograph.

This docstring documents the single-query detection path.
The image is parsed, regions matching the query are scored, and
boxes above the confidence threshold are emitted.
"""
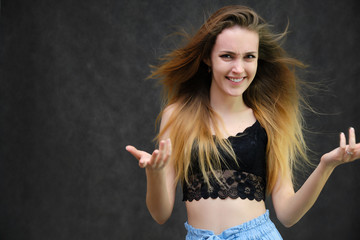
[126,5,359,239]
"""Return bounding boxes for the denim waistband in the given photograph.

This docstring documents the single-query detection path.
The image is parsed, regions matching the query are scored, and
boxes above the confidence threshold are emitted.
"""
[184,210,282,240]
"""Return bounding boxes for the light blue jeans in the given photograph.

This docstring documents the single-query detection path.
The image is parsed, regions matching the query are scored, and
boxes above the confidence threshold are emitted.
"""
[184,210,283,240]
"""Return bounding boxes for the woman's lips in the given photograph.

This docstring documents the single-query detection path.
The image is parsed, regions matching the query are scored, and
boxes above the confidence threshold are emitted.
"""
[226,77,245,83]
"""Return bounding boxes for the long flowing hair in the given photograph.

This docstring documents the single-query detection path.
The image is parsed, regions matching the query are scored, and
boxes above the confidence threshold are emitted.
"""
[151,5,309,195]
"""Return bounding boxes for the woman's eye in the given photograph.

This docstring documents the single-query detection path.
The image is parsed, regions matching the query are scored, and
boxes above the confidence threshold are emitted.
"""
[246,55,256,59]
[220,54,232,60]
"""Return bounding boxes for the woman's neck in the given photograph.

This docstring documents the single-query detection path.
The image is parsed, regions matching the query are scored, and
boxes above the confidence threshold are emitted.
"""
[210,93,255,136]
[210,91,249,115]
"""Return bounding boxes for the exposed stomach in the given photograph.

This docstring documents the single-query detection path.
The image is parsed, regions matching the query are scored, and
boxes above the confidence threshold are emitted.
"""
[185,197,266,235]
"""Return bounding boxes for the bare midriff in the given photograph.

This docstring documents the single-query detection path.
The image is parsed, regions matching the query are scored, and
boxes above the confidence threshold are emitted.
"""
[186,198,266,235]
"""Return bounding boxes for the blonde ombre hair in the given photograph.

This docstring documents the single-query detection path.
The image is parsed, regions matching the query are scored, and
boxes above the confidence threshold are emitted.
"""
[151,5,309,195]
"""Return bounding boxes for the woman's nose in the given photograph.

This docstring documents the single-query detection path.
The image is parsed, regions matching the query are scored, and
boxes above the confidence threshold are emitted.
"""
[232,60,244,73]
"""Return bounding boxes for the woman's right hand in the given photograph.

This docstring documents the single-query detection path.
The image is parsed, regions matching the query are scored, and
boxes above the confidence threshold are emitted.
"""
[125,139,172,170]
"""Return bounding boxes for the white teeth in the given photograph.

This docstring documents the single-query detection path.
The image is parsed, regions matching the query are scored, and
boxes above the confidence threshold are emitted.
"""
[228,77,244,83]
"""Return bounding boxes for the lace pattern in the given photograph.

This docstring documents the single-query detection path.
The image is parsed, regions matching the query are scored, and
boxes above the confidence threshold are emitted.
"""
[183,169,265,202]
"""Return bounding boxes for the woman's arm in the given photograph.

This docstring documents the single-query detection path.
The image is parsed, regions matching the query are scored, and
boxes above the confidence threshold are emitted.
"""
[272,127,360,227]
[126,107,177,224]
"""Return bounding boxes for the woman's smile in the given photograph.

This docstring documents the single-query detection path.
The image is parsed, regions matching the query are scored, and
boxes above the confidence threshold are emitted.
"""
[226,76,246,83]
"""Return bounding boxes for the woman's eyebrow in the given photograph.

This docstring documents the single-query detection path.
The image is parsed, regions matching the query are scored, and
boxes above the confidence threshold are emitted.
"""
[219,50,258,55]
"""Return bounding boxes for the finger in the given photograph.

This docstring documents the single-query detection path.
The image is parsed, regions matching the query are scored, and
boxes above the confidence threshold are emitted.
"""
[354,143,360,160]
[125,145,142,160]
[160,140,168,168]
[168,139,172,156]
[340,132,346,150]
[156,140,166,167]
[158,140,169,168]
[348,127,356,151]
[145,149,159,168]
[162,138,172,164]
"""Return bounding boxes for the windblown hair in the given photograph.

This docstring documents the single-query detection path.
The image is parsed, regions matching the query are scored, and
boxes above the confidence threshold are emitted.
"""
[151,5,309,195]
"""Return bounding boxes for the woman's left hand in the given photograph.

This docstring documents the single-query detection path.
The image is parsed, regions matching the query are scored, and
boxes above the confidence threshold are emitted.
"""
[321,127,360,168]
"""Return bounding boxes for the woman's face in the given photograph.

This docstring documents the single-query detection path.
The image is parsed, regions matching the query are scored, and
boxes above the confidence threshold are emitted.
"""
[208,25,259,99]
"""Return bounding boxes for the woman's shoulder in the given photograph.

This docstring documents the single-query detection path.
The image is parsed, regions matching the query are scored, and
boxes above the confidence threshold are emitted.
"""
[163,103,176,115]
[162,103,180,121]
[159,103,179,133]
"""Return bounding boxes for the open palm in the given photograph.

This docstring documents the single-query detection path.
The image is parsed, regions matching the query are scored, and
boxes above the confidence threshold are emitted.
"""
[126,139,172,170]
[321,128,360,168]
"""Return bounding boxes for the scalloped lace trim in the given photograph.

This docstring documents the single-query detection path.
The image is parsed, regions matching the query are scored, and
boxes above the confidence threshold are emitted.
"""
[183,169,265,202]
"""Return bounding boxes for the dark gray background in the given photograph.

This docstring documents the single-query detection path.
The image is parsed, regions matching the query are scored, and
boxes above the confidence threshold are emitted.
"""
[0,0,359,239]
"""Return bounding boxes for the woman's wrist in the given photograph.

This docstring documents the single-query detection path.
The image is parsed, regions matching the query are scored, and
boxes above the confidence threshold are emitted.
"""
[146,167,167,179]
[319,156,337,173]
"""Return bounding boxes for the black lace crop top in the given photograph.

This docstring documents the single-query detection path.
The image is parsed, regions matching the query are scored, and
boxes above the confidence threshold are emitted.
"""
[182,120,267,202]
